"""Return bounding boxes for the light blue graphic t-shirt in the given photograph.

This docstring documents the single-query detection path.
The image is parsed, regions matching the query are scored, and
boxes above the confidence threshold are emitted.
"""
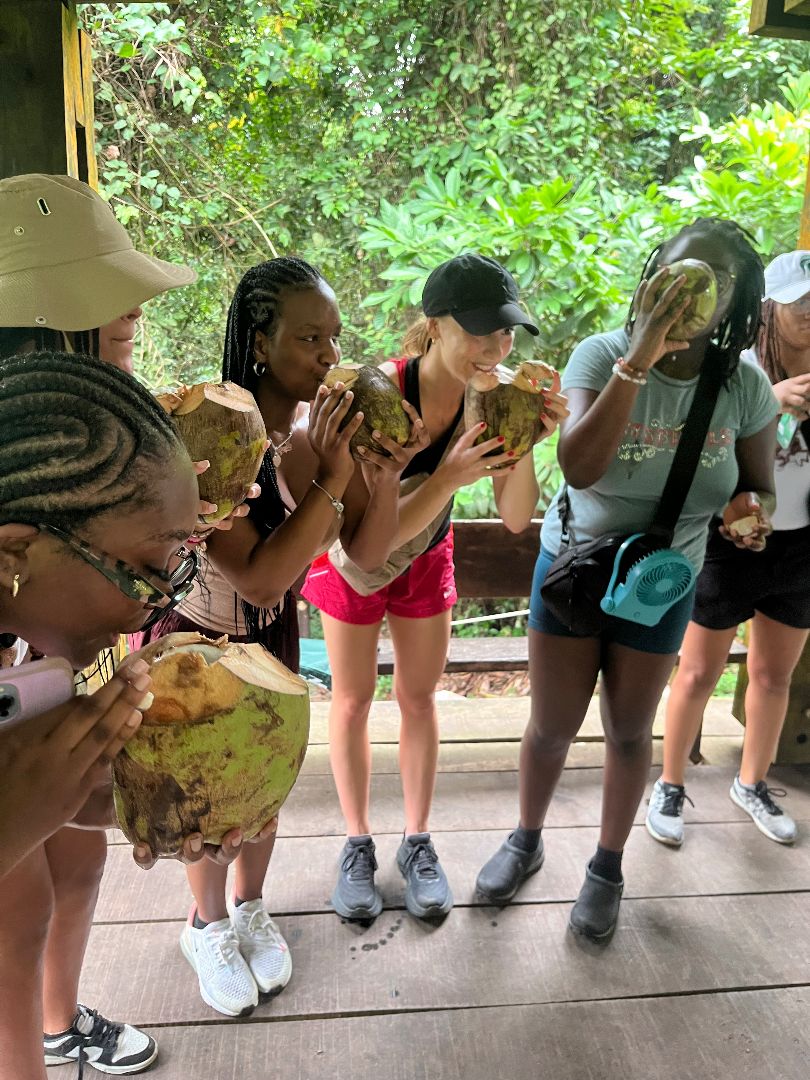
[541,329,778,573]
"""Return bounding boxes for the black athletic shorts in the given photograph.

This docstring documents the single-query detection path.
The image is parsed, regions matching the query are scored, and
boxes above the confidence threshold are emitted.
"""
[692,522,810,631]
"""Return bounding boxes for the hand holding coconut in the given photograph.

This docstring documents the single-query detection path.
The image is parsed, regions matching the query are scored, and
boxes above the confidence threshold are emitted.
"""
[773,372,810,421]
[720,491,772,552]
[624,267,698,374]
[307,380,366,493]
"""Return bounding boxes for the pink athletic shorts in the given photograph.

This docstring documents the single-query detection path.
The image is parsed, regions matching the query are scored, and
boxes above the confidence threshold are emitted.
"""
[301,529,457,625]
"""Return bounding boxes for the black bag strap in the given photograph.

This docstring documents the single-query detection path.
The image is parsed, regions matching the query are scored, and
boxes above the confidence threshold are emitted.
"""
[800,417,810,451]
[650,359,724,540]
[559,358,724,545]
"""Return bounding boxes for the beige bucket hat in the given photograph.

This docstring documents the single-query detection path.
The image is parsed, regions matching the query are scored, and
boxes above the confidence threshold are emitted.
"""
[0,174,196,331]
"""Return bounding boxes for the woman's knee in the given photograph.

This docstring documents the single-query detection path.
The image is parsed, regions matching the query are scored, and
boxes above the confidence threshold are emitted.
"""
[674,660,722,699]
[525,714,576,758]
[50,832,107,901]
[330,687,375,724]
[602,720,652,757]
[747,659,794,698]
[0,854,55,951]
[394,684,436,718]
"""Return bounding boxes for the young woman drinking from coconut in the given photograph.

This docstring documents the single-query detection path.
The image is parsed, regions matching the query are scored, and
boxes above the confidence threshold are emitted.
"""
[300,253,568,924]
[648,251,810,849]
[141,255,430,1018]
[476,219,778,944]
[0,349,206,1080]
[0,173,266,1079]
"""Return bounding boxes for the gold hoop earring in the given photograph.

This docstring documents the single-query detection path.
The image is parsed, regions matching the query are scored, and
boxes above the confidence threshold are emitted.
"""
[11,574,20,599]
[253,361,267,378]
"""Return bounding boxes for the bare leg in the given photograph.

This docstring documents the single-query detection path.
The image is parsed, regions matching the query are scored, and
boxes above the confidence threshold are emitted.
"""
[662,621,737,786]
[233,835,277,903]
[600,643,678,852]
[322,614,383,836]
[41,827,107,1033]
[0,846,54,1080]
[740,614,809,785]
[387,610,451,834]
[186,860,229,923]
[519,629,601,830]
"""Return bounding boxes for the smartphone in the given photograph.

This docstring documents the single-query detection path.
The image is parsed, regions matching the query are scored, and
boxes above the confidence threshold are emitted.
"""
[0,657,76,727]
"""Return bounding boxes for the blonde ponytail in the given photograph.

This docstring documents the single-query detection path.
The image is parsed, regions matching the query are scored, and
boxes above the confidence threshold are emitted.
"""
[401,316,432,358]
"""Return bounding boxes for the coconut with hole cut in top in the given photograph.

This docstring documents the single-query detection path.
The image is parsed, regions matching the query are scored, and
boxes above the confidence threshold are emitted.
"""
[656,259,718,340]
[322,364,410,460]
[156,382,267,523]
[464,360,559,468]
[112,633,309,857]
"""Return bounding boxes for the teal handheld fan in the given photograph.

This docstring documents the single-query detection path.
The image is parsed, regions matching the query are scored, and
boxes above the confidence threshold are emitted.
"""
[599,533,695,627]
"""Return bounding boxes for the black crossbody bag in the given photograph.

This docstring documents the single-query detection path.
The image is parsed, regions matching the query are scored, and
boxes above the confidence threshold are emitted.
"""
[540,361,723,635]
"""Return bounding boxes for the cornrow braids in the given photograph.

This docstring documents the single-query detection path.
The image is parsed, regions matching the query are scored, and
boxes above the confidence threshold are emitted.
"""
[0,350,184,531]
[756,300,785,386]
[220,257,328,671]
[625,217,764,385]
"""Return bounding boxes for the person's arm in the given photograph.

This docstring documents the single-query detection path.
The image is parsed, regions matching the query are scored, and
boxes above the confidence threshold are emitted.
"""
[560,270,690,489]
[337,402,430,571]
[205,383,362,609]
[717,418,778,552]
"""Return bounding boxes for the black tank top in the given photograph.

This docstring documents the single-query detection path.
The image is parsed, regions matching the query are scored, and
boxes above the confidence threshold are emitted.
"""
[399,355,464,549]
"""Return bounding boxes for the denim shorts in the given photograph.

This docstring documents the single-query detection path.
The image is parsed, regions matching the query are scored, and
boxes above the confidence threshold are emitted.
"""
[528,545,696,654]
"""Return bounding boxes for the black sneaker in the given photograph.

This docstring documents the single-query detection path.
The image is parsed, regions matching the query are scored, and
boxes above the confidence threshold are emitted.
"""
[43,1004,157,1075]
[331,835,383,920]
[568,861,624,944]
[475,831,545,904]
[396,833,453,918]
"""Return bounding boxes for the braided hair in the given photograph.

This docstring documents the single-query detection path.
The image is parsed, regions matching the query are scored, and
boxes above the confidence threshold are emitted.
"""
[625,217,764,384]
[756,300,786,386]
[0,350,184,530]
[220,257,328,670]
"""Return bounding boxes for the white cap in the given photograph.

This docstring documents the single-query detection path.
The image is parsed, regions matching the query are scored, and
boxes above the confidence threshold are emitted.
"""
[763,251,810,305]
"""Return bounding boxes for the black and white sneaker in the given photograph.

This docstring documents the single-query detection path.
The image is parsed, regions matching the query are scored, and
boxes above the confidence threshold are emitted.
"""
[44,1004,157,1075]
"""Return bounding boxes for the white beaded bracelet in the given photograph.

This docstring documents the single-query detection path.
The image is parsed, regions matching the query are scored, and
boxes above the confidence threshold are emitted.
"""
[612,359,648,386]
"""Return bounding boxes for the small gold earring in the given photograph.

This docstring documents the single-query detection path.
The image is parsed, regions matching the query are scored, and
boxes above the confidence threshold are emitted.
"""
[11,574,20,599]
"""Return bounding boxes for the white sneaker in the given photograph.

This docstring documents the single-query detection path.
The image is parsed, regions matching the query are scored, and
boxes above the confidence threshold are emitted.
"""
[43,1004,157,1074]
[730,775,797,844]
[227,895,292,997]
[179,910,258,1017]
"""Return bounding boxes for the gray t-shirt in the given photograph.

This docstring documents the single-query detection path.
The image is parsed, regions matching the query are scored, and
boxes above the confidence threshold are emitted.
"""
[540,329,778,572]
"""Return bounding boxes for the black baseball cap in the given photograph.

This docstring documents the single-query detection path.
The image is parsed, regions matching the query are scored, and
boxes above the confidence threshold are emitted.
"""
[421,253,539,336]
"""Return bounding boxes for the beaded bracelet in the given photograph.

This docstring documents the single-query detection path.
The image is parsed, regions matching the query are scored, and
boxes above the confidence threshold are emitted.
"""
[611,358,648,386]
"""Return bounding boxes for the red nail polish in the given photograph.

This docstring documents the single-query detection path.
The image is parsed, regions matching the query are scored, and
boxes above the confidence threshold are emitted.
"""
[507,450,515,457]
[498,436,506,443]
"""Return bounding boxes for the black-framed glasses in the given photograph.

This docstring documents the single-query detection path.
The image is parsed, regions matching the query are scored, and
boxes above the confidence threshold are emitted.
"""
[38,523,199,630]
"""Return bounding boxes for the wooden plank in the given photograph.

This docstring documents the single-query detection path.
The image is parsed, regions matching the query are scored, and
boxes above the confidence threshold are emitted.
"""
[377,635,748,675]
[0,1,68,178]
[77,893,810,1025]
[451,519,540,598]
[785,0,810,15]
[306,697,744,746]
[48,988,810,1080]
[749,0,810,39]
[95,819,810,923]
[106,762,810,842]
[297,735,744,777]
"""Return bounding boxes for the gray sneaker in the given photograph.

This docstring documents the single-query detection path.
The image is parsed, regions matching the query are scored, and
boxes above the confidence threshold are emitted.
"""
[396,833,453,918]
[475,832,545,904]
[646,778,693,847]
[331,835,383,920]
[730,776,797,844]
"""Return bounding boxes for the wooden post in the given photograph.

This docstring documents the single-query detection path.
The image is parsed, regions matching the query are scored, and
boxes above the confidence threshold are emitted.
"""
[0,0,97,186]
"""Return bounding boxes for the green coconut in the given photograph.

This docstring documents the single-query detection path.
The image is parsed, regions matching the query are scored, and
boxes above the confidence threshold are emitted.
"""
[112,633,310,857]
[657,258,718,340]
[156,381,267,523]
[464,359,559,469]
[323,364,410,460]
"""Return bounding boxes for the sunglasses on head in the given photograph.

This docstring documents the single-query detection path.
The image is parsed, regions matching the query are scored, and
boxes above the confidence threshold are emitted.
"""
[39,523,199,632]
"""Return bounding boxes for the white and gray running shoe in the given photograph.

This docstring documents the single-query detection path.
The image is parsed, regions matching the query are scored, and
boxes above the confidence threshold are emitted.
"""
[179,911,258,1017]
[44,1004,157,1075]
[227,895,292,997]
[730,775,797,844]
[646,778,693,847]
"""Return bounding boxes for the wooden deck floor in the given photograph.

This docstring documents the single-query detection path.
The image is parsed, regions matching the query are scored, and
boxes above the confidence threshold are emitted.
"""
[56,696,810,1079]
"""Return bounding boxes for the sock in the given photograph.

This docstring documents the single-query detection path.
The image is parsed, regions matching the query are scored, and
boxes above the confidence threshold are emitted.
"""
[234,894,260,907]
[511,826,542,853]
[736,775,757,792]
[192,910,209,930]
[591,844,623,883]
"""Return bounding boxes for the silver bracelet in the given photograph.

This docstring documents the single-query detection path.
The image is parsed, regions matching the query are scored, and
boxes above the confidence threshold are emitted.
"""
[612,359,647,386]
[312,479,344,516]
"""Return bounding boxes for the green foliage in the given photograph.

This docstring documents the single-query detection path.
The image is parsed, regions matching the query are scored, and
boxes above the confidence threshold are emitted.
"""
[81,0,810,396]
